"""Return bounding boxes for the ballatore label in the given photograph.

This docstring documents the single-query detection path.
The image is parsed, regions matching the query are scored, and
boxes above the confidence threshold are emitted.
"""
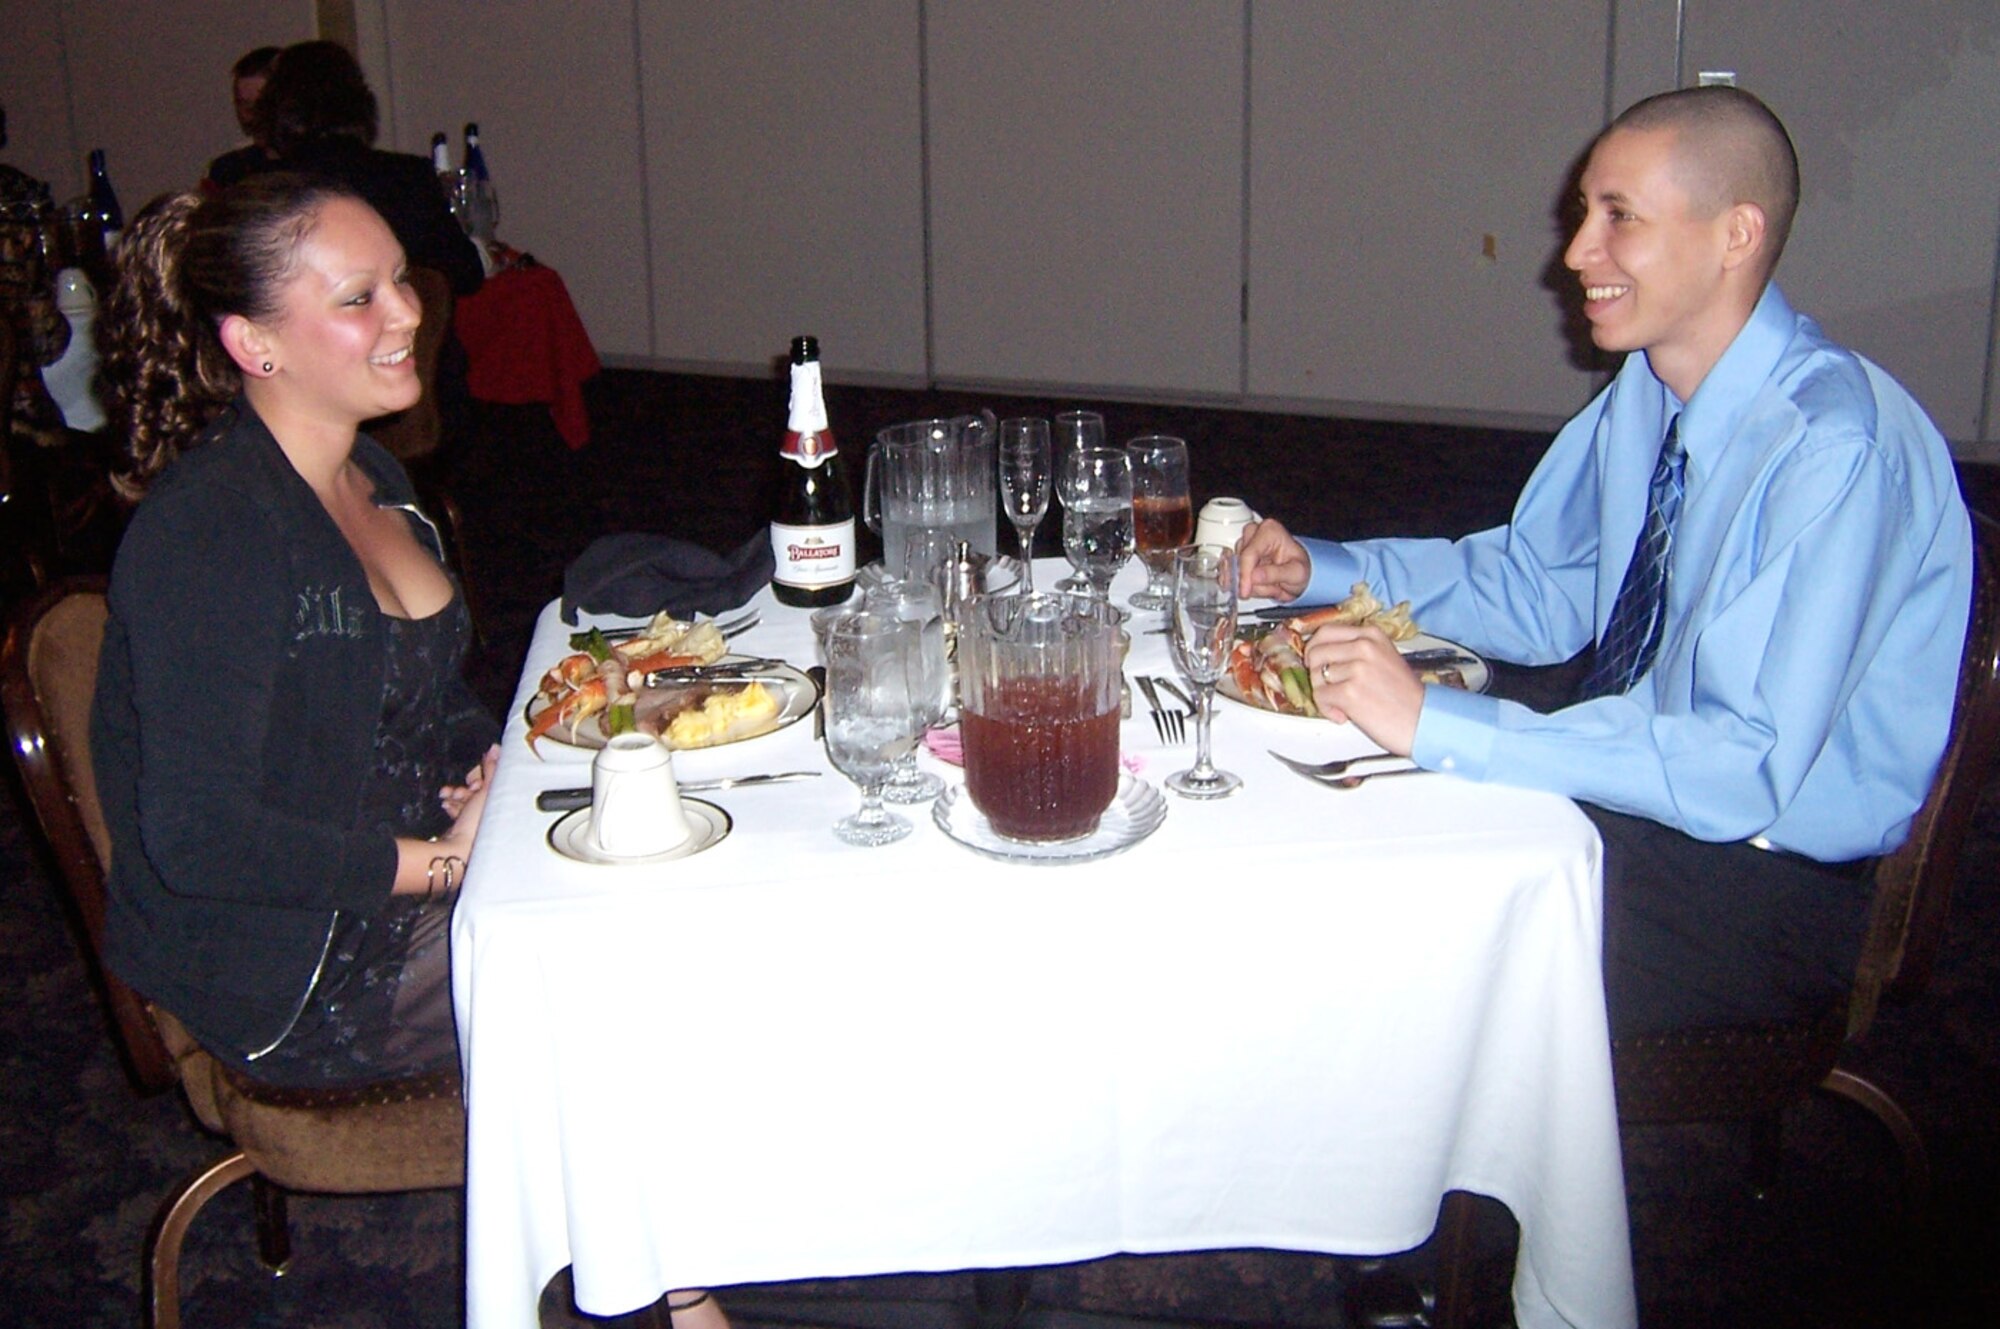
[771,519,856,587]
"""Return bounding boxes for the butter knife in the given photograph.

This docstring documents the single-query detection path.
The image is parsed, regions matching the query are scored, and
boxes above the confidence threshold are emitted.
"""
[537,770,821,812]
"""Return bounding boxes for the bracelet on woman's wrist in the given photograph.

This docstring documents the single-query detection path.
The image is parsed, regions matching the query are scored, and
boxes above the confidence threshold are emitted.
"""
[425,853,464,901]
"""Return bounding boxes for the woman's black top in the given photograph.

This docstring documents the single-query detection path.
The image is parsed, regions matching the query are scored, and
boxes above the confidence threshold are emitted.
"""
[92,400,493,1058]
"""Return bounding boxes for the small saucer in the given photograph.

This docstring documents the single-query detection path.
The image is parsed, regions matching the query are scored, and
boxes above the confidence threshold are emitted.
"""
[932,774,1165,865]
[546,798,731,866]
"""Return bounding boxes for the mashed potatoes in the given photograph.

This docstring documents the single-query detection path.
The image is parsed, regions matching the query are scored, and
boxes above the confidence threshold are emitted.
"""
[664,682,781,749]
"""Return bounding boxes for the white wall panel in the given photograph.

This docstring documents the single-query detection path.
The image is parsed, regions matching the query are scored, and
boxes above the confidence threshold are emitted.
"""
[926,1,1244,398]
[1681,2,2000,443]
[0,0,87,198]
[637,0,927,381]
[1248,1,1607,423]
[377,2,651,358]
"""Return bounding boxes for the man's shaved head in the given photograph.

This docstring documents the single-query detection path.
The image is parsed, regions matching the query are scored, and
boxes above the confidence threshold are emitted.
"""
[1606,86,1800,279]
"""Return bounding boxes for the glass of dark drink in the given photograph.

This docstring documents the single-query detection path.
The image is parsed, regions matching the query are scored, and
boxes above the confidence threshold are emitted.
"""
[1125,435,1193,612]
[959,593,1124,842]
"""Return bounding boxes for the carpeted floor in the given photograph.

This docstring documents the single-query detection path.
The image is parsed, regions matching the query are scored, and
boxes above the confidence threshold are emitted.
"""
[4,368,1998,1327]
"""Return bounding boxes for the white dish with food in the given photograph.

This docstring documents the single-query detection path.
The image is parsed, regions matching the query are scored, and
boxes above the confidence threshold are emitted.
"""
[525,659,819,753]
[1219,631,1490,715]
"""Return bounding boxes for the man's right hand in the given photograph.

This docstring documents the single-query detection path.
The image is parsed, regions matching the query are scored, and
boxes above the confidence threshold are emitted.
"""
[1237,517,1312,601]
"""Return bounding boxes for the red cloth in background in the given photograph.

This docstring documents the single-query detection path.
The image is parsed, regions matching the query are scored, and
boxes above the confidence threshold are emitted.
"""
[453,263,601,448]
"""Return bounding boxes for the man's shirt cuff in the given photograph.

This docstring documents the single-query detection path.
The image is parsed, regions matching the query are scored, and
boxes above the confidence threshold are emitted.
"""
[1411,681,1500,780]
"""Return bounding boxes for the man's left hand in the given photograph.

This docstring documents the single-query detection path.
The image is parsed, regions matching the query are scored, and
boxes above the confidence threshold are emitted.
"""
[1303,624,1424,757]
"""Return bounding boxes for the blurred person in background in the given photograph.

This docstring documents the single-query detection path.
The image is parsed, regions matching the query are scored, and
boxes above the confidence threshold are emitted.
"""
[1,102,69,451]
[242,40,482,297]
[203,45,282,192]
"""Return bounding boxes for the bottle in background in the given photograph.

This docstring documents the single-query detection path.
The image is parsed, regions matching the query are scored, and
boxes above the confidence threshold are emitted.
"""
[461,121,498,243]
[430,131,452,179]
[770,335,857,607]
[86,149,122,249]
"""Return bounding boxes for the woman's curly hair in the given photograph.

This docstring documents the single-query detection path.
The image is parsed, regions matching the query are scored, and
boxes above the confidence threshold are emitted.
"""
[100,173,362,499]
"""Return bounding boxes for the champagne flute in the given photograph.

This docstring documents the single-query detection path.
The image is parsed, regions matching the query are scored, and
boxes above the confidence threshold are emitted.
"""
[1166,545,1242,799]
[823,611,924,845]
[998,417,1052,591]
[1125,435,1192,612]
[1061,447,1135,607]
[865,574,949,803]
[1052,411,1105,593]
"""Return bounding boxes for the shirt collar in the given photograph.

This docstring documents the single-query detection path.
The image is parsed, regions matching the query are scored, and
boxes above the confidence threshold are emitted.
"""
[1641,284,1797,469]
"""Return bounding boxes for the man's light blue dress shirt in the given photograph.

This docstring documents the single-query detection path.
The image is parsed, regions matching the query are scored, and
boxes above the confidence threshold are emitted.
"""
[1299,286,1972,861]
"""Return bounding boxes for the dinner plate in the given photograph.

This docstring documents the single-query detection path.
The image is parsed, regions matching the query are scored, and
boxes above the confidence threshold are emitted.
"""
[932,774,1166,865]
[524,659,819,753]
[546,798,732,866]
[1217,631,1490,716]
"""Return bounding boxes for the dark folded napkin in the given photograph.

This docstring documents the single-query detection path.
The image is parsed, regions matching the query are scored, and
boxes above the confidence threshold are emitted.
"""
[560,530,775,625]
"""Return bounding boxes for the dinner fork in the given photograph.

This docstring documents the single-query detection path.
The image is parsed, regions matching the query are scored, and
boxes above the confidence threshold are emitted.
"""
[1267,749,1413,780]
[1136,677,1186,745]
[598,609,760,644]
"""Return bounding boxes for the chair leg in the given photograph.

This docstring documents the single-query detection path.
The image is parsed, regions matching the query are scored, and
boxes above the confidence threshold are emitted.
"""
[252,1173,293,1273]
[1822,1067,1933,1215]
[1430,1190,1480,1329]
[1747,1112,1783,1199]
[147,1151,256,1329]
[972,1268,1034,1329]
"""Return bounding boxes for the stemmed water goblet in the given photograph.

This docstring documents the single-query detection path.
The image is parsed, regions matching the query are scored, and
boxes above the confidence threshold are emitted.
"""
[1166,544,1242,799]
[998,417,1052,591]
[1125,435,1192,612]
[1060,446,1135,608]
[823,611,925,845]
[1053,408,1106,457]
[1052,411,1105,592]
[865,573,950,803]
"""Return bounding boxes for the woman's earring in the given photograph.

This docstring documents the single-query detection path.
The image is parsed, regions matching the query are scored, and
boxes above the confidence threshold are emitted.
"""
[262,361,274,374]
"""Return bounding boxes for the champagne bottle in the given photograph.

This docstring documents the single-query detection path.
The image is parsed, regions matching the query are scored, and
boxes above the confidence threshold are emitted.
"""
[770,336,857,607]
[461,122,498,242]
[86,148,123,247]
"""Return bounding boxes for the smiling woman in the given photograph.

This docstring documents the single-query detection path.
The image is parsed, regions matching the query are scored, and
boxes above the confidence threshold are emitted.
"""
[88,175,497,1087]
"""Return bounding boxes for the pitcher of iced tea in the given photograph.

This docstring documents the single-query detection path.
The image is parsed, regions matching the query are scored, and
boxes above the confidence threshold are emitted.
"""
[958,593,1122,842]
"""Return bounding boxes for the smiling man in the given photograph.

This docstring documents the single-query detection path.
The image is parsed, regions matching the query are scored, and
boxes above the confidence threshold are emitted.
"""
[1237,86,1972,1038]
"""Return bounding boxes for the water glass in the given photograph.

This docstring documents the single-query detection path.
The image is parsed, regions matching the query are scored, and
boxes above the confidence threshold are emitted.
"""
[864,574,950,803]
[1060,446,1134,605]
[1125,435,1192,612]
[998,417,1052,590]
[1053,409,1106,458]
[823,612,924,845]
[1166,545,1242,799]
[1052,410,1106,593]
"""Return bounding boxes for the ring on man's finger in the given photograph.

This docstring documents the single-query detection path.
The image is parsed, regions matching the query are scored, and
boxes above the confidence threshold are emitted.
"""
[1320,662,1332,683]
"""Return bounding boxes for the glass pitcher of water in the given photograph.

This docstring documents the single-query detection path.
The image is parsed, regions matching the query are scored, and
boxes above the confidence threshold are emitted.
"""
[864,410,998,576]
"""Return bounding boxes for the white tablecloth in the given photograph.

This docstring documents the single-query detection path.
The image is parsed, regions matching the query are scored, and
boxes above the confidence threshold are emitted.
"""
[454,563,1636,1329]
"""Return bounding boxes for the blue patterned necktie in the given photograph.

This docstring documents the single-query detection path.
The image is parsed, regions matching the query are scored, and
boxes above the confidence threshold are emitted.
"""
[1576,415,1687,702]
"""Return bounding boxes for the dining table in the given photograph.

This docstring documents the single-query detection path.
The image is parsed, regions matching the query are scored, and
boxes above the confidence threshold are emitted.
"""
[451,558,1638,1329]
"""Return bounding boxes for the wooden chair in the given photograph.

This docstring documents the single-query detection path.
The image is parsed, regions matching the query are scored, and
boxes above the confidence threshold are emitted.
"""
[0,579,466,1329]
[365,265,453,463]
[1612,510,2000,1210]
[2,314,53,596]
